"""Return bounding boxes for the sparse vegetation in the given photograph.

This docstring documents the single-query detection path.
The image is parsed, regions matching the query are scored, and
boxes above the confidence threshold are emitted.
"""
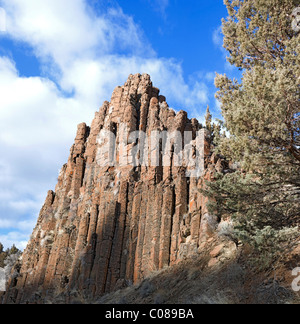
[0,243,20,269]
[95,238,299,305]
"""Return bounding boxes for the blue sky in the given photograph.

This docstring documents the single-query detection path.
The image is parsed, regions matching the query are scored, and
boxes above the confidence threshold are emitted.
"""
[0,0,239,249]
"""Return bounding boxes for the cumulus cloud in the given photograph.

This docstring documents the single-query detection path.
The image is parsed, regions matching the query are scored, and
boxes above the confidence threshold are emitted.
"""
[0,0,210,249]
[212,26,223,48]
[3,0,153,63]
[0,231,28,250]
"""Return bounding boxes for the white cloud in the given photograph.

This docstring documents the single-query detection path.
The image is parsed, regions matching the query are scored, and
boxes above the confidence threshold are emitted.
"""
[205,72,216,82]
[0,0,211,250]
[3,0,153,67]
[0,232,28,250]
[212,26,223,48]
[0,218,36,232]
[151,0,169,16]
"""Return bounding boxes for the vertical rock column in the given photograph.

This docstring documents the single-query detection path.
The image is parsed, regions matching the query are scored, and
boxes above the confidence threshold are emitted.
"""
[3,74,219,304]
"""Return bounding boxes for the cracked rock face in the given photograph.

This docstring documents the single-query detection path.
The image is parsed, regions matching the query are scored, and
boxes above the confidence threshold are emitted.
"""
[3,74,221,304]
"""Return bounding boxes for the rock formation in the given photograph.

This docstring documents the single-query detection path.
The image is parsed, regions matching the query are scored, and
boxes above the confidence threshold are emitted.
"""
[3,74,223,304]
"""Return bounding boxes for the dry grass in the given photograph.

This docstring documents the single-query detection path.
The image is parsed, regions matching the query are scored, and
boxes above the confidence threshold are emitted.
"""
[95,239,300,305]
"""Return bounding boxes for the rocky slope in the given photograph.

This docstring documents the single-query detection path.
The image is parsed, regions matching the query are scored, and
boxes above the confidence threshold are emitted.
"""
[2,74,226,304]
[95,238,300,305]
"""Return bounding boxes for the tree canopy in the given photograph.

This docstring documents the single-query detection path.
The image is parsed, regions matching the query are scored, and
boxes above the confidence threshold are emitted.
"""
[205,0,300,266]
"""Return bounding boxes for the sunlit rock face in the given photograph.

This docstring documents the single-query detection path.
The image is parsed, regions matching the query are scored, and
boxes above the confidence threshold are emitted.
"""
[3,74,224,304]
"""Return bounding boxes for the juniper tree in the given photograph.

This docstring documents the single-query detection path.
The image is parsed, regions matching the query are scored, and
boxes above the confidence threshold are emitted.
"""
[205,106,223,145]
[205,0,300,263]
[205,105,213,134]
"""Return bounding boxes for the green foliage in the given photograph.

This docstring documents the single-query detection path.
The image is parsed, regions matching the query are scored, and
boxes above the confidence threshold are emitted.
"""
[218,0,299,163]
[205,106,213,133]
[205,0,300,267]
[248,226,298,269]
[205,106,225,146]
[222,0,300,70]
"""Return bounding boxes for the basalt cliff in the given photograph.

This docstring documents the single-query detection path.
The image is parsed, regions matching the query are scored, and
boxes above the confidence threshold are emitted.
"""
[2,74,227,304]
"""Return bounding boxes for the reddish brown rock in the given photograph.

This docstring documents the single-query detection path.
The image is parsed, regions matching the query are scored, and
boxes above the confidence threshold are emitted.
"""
[210,244,224,258]
[3,74,225,304]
